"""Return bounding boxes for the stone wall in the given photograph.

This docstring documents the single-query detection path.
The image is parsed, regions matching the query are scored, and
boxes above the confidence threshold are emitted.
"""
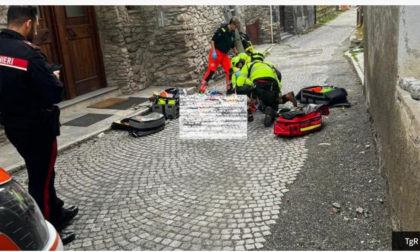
[0,5,8,30]
[397,6,420,79]
[285,6,315,34]
[244,6,280,44]
[365,5,420,231]
[95,6,136,94]
[284,6,295,34]
[125,6,193,88]
[96,6,229,91]
[295,6,315,34]
[182,6,228,85]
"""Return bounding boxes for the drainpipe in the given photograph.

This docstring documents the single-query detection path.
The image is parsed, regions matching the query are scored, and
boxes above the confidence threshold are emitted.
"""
[270,5,274,44]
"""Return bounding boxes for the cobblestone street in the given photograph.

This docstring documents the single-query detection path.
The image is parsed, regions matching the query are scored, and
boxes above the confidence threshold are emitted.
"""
[13,7,391,251]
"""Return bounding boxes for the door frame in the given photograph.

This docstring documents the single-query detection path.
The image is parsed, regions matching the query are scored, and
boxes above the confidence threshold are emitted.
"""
[279,6,286,30]
[40,6,106,100]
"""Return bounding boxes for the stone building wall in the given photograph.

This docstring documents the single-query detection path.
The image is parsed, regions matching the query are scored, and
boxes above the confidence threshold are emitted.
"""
[365,5,420,231]
[126,6,192,88]
[117,5,228,90]
[244,6,280,44]
[96,5,229,91]
[285,6,315,34]
[284,6,296,34]
[95,6,136,94]
[295,6,315,34]
[0,5,8,30]
[182,5,228,85]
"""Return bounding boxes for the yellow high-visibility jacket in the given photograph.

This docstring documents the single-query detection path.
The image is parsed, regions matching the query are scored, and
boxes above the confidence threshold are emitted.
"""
[231,53,251,86]
[235,60,282,90]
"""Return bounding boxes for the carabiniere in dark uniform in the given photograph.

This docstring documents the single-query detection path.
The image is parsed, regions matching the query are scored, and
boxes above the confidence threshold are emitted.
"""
[0,28,75,230]
[0,29,63,132]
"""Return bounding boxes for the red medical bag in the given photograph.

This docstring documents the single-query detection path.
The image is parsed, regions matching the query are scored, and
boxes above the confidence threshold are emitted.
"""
[274,111,323,136]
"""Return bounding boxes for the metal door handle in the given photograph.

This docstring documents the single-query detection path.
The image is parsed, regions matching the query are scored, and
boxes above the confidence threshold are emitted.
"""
[66,28,77,38]
[41,31,49,42]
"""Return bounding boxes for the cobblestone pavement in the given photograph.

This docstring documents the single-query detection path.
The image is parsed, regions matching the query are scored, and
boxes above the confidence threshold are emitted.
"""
[12,7,380,251]
[15,117,308,251]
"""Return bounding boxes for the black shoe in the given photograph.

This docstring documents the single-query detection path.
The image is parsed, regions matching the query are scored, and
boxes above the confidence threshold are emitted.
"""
[247,108,254,122]
[61,205,79,223]
[51,206,79,230]
[264,107,274,127]
[271,108,277,122]
[60,231,76,245]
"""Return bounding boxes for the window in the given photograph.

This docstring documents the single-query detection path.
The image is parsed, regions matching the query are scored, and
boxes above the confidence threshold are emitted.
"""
[65,6,85,17]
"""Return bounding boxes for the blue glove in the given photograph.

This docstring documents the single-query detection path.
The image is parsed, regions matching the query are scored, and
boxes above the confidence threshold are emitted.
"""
[212,50,217,60]
[235,70,240,78]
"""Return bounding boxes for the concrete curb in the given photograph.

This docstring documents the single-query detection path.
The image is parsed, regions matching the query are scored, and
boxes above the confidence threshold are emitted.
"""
[345,51,364,86]
[6,86,197,175]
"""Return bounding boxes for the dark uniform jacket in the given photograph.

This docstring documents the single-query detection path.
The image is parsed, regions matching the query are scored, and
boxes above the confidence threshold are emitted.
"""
[211,24,236,54]
[0,29,63,131]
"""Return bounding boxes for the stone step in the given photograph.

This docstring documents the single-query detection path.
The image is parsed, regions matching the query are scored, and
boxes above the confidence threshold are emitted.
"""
[280,32,294,41]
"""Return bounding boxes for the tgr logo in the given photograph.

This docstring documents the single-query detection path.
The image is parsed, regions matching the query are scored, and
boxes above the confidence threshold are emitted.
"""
[406,238,419,247]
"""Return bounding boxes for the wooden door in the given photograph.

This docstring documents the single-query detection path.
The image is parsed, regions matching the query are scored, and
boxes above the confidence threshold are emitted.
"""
[246,20,260,45]
[33,6,69,98]
[33,6,60,64]
[53,6,105,98]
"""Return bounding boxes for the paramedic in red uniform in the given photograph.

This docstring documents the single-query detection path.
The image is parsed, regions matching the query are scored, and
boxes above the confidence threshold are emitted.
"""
[199,16,240,93]
[0,6,77,245]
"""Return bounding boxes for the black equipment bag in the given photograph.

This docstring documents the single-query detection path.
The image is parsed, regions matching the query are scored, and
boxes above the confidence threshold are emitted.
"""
[112,112,165,137]
[151,88,180,120]
[296,86,350,107]
[129,112,165,137]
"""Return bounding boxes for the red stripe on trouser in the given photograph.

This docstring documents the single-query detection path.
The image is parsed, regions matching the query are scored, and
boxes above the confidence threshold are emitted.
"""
[43,139,57,220]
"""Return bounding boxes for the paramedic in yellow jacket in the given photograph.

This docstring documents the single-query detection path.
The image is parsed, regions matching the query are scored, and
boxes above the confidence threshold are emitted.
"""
[236,51,282,127]
[231,53,251,94]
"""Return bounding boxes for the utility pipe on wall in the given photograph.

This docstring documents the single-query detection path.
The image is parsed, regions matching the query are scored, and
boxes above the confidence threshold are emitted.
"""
[270,5,274,44]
